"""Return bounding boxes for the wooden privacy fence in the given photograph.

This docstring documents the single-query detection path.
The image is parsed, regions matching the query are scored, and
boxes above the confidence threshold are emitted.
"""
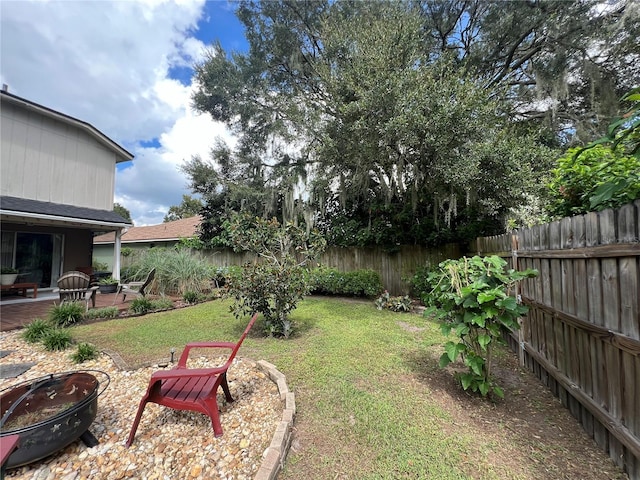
[197,244,461,295]
[473,200,640,478]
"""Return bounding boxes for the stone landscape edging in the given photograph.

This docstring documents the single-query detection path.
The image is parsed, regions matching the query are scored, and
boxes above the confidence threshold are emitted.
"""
[255,360,295,480]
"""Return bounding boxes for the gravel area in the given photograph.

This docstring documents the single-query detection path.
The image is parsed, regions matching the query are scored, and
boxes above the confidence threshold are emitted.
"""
[0,330,283,480]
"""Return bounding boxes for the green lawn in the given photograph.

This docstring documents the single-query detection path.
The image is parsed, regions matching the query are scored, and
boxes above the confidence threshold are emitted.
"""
[70,297,495,479]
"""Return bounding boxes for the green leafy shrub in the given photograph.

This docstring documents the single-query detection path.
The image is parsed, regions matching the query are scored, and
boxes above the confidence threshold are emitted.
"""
[374,291,412,312]
[84,306,119,320]
[408,264,433,300]
[309,267,383,297]
[226,213,326,338]
[70,342,99,363]
[425,255,537,398]
[41,328,73,351]
[547,145,639,217]
[49,302,85,327]
[129,297,154,314]
[22,319,54,343]
[182,291,201,303]
[150,297,174,310]
[92,260,109,271]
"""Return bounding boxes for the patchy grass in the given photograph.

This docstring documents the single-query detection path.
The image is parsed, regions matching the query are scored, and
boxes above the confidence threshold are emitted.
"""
[70,297,626,480]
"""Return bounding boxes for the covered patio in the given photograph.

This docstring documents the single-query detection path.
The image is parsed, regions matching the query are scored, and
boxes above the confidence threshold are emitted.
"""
[0,291,131,332]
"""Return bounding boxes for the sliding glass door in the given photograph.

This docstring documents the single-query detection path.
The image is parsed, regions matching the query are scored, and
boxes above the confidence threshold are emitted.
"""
[0,231,64,288]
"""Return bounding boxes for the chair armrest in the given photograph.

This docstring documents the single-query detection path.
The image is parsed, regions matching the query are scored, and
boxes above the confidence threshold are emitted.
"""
[150,366,227,381]
[177,342,236,367]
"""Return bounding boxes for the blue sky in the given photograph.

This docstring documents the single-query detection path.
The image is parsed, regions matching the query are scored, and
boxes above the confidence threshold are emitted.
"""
[0,0,248,225]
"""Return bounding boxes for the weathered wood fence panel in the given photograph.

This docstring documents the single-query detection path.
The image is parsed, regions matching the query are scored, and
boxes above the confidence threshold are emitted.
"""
[474,200,640,479]
[200,244,461,295]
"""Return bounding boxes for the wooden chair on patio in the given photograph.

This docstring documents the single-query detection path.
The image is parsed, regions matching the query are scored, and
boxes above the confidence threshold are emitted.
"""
[115,268,156,303]
[54,271,99,311]
[125,312,259,447]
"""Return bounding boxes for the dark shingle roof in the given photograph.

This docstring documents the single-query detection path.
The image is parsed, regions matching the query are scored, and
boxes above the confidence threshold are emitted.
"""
[0,196,131,224]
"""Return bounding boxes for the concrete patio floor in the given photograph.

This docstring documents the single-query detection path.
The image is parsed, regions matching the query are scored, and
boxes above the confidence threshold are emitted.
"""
[0,291,133,332]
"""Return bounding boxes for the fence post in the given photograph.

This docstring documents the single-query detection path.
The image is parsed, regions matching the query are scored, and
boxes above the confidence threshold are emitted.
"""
[511,233,525,367]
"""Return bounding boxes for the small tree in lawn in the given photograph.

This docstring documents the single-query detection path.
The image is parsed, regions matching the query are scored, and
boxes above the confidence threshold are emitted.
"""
[226,213,326,337]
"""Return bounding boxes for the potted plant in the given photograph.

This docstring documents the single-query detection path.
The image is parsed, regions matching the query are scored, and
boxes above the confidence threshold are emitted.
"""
[98,276,119,294]
[1,267,19,286]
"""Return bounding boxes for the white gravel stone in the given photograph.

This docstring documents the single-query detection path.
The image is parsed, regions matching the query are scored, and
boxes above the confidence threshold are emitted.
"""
[1,330,283,479]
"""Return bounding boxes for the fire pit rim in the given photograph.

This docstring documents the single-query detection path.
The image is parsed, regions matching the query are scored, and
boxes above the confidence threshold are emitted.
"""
[0,368,111,437]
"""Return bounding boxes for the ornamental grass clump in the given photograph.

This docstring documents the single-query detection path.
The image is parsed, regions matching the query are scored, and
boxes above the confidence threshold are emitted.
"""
[71,342,99,363]
[22,318,54,343]
[127,248,213,296]
[425,255,537,398]
[49,301,85,327]
[41,328,73,351]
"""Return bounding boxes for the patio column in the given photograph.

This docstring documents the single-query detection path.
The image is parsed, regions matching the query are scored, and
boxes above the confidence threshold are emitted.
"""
[113,228,122,281]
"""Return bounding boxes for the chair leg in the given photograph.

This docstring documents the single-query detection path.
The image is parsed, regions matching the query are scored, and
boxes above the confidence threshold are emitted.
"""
[203,398,224,437]
[220,373,234,403]
[125,398,150,447]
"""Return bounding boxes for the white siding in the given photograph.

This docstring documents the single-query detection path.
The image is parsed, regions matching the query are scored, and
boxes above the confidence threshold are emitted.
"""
[0,102,118,210]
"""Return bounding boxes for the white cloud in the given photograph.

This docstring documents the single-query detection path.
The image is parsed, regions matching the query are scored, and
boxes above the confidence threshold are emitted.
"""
[0,0,236,226]
[116,82,236,225]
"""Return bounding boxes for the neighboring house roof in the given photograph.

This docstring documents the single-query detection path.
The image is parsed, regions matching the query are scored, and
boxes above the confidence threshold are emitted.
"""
[0,90,134,163]
[0,195,131,229]
[93,216,201,244]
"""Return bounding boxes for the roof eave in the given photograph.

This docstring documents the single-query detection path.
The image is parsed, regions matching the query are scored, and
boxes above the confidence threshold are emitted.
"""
[1,209,131,229]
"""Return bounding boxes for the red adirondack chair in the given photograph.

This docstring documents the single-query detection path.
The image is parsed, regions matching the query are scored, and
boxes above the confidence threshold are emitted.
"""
[125,313,259,447]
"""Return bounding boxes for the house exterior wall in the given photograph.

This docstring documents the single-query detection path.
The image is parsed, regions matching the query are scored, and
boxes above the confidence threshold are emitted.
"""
[93,241,176,270]
[0,102,117,210]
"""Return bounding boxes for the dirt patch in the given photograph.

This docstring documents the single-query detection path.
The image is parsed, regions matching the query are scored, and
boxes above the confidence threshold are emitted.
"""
[406,348,628,480]
[397,320,426,333]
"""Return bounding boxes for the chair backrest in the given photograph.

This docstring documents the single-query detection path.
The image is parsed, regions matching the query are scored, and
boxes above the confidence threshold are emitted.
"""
[139,268,156,295]
[223,313,259,369]
[57,271,90,290]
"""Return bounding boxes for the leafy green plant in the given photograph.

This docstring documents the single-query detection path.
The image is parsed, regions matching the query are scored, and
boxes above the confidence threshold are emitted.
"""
[308,267,383,297]
[150,297,174,310]
[1,267,18,274]
[425,255,537,398]
[182,290,201,303]
[121,247,133,257]
[22,318,54,343]
[41,328,73,351]
[129,297,154,314]
[548,145,639,217]
[49,302,85,327]
[226,213,326,338]
[92,260,109,271]
[70,342,99,363]
[98,276,118,285]
[578,87,640,160]
[84,306,120,320]
[374,291,412,312]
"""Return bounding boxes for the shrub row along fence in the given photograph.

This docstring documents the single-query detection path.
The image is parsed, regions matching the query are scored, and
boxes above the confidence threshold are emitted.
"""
[472,200,640,478]
[197,244,461,295]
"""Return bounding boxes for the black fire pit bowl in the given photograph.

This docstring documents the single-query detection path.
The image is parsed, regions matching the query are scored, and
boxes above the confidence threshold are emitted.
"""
[0,370,109,469]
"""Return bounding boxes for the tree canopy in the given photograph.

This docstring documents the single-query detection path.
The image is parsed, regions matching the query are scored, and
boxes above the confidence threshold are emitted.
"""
[190,0,638,248]
[163,194,203,223]
[113,203,132,223]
